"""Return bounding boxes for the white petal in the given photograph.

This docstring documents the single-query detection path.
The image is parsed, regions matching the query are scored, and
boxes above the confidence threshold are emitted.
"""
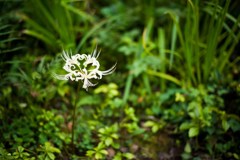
[92,70,103,79]
[83,78,97,91]
[87,70,99,79]
[92,59,100,68]
[75,76,84,81]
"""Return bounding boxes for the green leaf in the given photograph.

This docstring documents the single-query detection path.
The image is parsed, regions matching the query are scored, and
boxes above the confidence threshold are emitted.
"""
[61,1,94,22]
[229,119,240,132]
[105,137,113,146]
[147,70,181,86]
[17,146,24,153]
[95,153,103,159]
[112,143,120,149]
[98,128,105,134]
[222,119,230,132]
[47,153,55,160]
[99,150,108,155]
[233,153,239,160]
[86,150,94,157]
[184,142,192,153]
[113,153,122,160]
[144,121,154,127]
[180,122,192,130]
[23,30,54,45]
[124,152,135,159]
[152,125,159,133]
[44,142,61,153]
[188,127,199,137]
[57,86,69,97]
[111,133,119,139]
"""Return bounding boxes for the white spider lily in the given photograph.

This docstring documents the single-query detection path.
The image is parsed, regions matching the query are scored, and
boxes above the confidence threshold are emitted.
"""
[53,48,116,91]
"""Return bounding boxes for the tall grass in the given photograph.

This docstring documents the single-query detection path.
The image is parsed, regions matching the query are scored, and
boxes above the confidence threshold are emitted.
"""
[20,0,94,52]
[169,0,240,87]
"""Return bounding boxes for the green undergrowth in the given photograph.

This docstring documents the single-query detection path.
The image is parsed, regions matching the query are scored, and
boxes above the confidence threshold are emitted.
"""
[0,0,240,159]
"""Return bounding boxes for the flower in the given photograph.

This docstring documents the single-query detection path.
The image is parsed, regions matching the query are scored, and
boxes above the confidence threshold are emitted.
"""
[53,48,116,91]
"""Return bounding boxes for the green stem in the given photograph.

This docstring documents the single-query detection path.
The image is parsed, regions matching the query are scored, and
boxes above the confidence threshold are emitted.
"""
[71,83,81,150]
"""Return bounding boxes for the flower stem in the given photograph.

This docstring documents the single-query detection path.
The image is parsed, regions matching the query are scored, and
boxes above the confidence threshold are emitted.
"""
[71,83,81,152]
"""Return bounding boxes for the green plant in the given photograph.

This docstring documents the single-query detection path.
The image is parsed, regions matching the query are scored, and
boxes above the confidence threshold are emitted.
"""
[86,142,108,160]
[0,145,35,160]
[20,0,94,52]
[113,152,135,160]
[12,146,33,160]
[143,119,166,133]
[168,0,240,87]
[98,124,120,148]
[37,110,70,148]
[37,142,61,160]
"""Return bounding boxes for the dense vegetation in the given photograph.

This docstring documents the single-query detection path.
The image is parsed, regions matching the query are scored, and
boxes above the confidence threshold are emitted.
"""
[1,0,240,159]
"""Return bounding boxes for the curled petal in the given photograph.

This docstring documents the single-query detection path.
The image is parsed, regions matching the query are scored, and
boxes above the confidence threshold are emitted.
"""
[66,74,76,81]
[84,58,100,70]
[70,54,81,65]
[93,70,103,79]
[83,55,93,66]
[92,59,100,68]
[63,64,74,72]
[87,70,99,79]
[81,54,88,60]
[91,63,117,79]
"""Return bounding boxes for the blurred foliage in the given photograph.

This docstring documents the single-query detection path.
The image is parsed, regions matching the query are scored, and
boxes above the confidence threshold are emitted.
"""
[0,0,240,159]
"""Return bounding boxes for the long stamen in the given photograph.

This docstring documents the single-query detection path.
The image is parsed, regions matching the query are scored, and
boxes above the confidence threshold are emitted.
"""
[91,48,101,58]
[52,73,68,80]
[102,62,117,75]
[62,50,70,61]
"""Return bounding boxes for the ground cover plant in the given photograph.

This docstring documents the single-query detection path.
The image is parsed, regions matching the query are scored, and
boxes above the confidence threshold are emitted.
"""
[0,0,240,159]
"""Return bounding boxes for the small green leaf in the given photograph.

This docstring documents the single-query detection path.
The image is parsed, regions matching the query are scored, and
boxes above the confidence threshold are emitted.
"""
[86,150,94,157]
[105,137,113,146]
[124,152,135,159]
[188,127,199,137]
[233,153,239,159]
[99,149,108,155]
[95,152,103,159]
[152,125,158,133]
[98,128,105,134]
[17,146,24,152]
[32,71,41,80]
[144,121,154,127]
[111,133,119,139]
[113,153,122,160]
[180,122,192,130]
[184,142,192,153]
[57,86,69,97]
[112,143,120,149]
[222,119,230,132]
[47,152,55,160]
